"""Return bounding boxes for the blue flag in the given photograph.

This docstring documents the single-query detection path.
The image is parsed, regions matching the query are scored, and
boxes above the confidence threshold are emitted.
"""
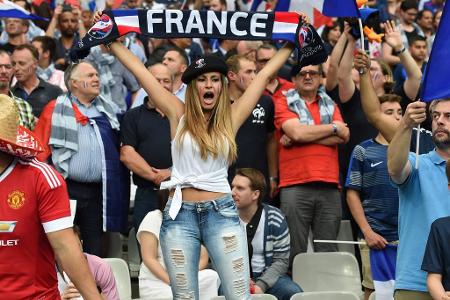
[421,1,450,102]
[250,0,360,18]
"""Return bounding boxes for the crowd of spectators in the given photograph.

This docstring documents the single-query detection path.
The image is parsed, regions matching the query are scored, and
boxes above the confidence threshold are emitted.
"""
[1,0,450,299]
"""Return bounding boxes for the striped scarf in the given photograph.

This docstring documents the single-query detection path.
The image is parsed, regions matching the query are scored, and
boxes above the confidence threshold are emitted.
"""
[49,94,120,177]
[284,88,335,125]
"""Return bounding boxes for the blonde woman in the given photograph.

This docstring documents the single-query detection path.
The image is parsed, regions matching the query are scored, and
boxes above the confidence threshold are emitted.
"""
[99,12,296,299]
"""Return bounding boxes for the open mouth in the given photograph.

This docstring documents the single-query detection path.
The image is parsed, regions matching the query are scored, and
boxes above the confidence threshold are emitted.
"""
[203,92,215,104]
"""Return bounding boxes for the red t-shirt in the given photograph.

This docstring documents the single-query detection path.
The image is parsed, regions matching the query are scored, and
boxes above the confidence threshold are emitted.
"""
[274,91,344,188]
[0,158,72,299]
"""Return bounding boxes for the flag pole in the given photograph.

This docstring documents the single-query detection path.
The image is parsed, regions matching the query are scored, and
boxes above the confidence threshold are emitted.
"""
[358,18,365,74]
[314,239,366,245]
[415,101,421,169]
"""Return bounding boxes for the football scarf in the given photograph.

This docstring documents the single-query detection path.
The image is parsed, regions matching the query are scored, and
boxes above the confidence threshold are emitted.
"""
[71,9,327,68]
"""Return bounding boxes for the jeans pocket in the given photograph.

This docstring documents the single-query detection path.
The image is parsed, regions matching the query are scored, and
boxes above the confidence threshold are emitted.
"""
[216,200,239,219]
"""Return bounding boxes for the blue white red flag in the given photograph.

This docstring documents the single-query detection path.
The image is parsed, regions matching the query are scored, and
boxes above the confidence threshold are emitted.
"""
[249,0,360,27]
[370,244,397,300]
[421,0,450,101]
[0,0,48,20]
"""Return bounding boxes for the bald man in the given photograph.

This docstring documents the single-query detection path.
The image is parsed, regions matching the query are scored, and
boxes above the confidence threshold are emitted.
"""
[131,63,174,108]
[120,63,173,230]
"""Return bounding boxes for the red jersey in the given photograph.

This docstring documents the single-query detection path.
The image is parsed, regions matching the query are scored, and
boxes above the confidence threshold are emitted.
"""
[0,158,72,299]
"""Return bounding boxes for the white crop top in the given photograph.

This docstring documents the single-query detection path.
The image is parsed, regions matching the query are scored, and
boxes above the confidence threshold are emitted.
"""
[160,117,231,219]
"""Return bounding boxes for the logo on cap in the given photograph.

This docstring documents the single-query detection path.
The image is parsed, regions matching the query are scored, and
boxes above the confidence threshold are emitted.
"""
[195,58,206,69]
[7,190,25,209]
[88,14,113,40]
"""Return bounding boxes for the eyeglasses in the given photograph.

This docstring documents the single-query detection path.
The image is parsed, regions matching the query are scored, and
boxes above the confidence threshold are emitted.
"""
[298,70,321,78]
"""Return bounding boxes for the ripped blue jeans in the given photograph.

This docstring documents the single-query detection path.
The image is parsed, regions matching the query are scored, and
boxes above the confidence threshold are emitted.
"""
[160,194,251,300]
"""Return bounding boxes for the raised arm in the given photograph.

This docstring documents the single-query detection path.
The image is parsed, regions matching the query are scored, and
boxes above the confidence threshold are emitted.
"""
[356,50,398,141]
[337,34,356,103]
[383,21,421,100]
[325,24,350,92]
[387,101,426,183]
[231,43,294,133]
[110,41,183,136]
[45,5,62,37]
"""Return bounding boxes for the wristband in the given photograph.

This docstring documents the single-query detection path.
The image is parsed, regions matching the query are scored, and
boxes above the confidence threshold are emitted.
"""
[393,47,406,56]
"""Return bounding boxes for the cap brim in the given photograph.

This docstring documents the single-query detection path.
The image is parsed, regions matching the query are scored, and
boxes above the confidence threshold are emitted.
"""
[0,126,43,159]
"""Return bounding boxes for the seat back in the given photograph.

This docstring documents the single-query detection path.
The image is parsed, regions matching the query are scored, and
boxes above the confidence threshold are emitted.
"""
[290,291,360,300]
[104,257,132,300]
[292,252,362,295]
[211,295,277,300]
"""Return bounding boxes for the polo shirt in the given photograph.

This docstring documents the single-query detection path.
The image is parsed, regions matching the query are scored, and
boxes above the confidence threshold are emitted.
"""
[120,102,172,189]
[422,216,450,291]
[11,79,63,117]
[393,150,450,292]
[274,90,343,188]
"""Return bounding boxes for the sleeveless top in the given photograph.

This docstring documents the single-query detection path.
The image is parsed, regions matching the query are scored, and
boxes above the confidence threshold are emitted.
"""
[160,117,231,219]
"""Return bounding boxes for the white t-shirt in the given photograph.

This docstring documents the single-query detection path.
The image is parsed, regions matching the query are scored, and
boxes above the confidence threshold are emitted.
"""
[137,210,165,281]
[240,213,266,274]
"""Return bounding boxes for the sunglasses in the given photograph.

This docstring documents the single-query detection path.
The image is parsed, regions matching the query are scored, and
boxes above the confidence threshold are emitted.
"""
[298,70,321,78]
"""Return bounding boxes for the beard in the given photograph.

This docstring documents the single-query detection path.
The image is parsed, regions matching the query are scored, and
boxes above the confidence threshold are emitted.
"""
[432,128,450,149]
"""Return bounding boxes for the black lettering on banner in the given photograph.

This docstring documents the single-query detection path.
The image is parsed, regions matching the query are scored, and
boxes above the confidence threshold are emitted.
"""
[141,10,273,40]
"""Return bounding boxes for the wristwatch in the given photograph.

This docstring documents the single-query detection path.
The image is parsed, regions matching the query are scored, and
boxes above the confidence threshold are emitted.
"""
[332,123,338,135]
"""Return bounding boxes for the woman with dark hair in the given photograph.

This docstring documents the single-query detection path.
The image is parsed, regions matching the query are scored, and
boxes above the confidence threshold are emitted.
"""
[321,21,342,55]
[98,9,296,297]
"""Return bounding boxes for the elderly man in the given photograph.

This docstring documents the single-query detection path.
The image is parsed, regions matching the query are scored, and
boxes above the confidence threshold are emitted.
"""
[274,63,349,265]
[34,61,129,256]
[11,44,63,117]
[388,99,450,300]
[0,50,35,130]
[121,63,173,231]
[0,95,102,299]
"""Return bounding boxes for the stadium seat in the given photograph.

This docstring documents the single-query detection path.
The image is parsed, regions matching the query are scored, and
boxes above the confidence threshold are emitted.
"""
[290,291,361,300]
[292,252,362,297]
[105,232,123,258]
[104,257,132,300]
[337,220,356,255]
[211,295,277,300]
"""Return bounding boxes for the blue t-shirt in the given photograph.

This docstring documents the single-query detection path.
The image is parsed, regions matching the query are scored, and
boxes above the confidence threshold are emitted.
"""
[346,139,399,241]
[422,216,450,291]
[393,150,450,292]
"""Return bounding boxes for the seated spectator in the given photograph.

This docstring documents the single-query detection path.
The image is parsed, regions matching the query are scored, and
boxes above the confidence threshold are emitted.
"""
[137,192,220,299]
[232,168,302,300]
[32,36,67,92]
[57,226,119,300]
[421,159,450,300]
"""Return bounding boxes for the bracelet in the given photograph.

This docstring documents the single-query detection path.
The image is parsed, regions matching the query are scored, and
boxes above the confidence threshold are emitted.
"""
[332,123,338,135]
[393,47,406,56]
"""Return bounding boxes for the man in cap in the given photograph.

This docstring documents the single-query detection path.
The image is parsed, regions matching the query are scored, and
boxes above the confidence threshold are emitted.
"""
[0,95,102,299]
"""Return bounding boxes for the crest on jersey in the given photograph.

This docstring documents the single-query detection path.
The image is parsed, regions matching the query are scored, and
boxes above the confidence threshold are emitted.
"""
[7,190,25,209]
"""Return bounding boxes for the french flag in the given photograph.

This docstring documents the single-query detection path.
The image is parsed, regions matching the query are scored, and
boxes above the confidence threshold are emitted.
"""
[370,244,397,300]
[272,12,300,42]
[250,0,360,28]
[0,0,48,20]
[112,10,141,35]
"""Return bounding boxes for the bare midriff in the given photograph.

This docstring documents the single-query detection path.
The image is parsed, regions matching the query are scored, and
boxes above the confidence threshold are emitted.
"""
[169,187,227,202]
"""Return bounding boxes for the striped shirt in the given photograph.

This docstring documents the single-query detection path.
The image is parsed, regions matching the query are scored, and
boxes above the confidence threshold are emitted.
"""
[67,98,103,182]
[346,139,399,241]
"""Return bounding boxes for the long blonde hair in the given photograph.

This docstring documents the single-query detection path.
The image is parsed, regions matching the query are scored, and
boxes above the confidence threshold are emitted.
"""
[176,75,237,163]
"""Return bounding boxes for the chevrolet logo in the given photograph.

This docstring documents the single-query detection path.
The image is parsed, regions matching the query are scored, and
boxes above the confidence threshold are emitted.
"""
[0,221,17,233]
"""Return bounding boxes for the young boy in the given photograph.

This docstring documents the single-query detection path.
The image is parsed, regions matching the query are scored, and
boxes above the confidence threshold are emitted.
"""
[421,160,450,300]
